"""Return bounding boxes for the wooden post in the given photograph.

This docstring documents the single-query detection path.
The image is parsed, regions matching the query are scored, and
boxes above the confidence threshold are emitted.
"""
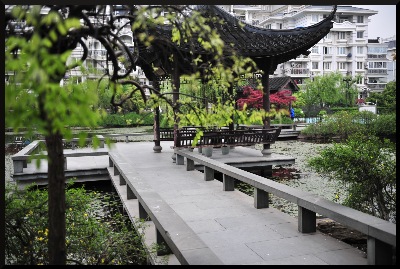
[153,78,162,153]
[261,62,272,156]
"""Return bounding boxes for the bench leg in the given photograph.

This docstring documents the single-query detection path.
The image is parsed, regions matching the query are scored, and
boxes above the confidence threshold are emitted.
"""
[176,154,184,165]
[139,201,149,221]
[186,158,195,171]
[254,188,269,209]
[156,229,172,256]
[204,166,214,181]
[298,206,316,233]
[223,174,235,191]
[119,174,126,185]
[127,185,136,200]
[367,237,394,265]
[13,160,24,173]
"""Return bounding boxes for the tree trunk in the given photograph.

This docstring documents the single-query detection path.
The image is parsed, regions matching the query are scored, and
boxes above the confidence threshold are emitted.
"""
[46,132,66,265]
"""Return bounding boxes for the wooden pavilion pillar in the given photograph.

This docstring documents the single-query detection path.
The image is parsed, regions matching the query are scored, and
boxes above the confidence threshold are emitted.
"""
[228,79,235,132]
[260,60,272,156]
[152,77,162,153]
[171,64,181,162]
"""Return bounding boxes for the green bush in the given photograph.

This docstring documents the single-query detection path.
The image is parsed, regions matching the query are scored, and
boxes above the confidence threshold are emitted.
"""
[300,111,374,142]
[98,112,154,127]
[5,181,152,265]
[307,133,396,222]
[370,113,396,138]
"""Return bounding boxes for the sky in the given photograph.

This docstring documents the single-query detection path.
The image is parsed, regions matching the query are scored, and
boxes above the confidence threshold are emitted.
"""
[351,5,396,40]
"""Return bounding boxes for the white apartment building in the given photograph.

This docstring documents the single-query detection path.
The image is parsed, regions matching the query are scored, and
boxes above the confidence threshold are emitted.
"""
[218,5,395,99]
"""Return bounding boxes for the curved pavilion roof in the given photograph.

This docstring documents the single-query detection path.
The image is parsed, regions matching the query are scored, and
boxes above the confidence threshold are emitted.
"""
[136,5,337,79]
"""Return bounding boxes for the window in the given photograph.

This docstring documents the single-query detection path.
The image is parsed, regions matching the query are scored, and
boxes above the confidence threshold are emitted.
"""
[311,46,319,54]
[323,46,332,54]
[357,62,363,69]
[337,62,346,70]
[338,32,346,39]
[312,14,319,22]
[357,31,364,38]
[323,62,331,70]
[357,16,364,23]
[265,24,271,29]
[277,23,282,29]
[337,47,346,55]
[312,62,319,69]
[355,76,363,84]
[357,46,364,54]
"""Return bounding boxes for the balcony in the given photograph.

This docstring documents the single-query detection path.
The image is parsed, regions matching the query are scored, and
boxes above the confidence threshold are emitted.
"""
[366,84,386,90]
[367,69,388,75]
[366,54,387,60]
[288,68,309,76]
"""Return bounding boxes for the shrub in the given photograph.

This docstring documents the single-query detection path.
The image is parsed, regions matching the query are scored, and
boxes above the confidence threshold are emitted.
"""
[370,113,396,138]
[300,111,372,142]
[5,181,152,265]
[98,112,154,127]
[307,134,396,222]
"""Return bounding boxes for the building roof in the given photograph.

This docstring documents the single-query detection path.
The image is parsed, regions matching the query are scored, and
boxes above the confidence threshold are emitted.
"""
[136,5,337,79]
[237,76,299,94]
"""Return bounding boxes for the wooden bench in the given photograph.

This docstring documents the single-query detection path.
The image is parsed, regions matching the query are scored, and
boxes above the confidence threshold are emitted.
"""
[176,149,396,265]
[159,127,281,149]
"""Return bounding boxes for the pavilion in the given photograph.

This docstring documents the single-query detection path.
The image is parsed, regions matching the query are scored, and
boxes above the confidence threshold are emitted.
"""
[133,5,337,153]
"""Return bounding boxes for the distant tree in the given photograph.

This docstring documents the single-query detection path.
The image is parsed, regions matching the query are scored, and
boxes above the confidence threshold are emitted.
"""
[300,71,359,110]
[366,81,396,111]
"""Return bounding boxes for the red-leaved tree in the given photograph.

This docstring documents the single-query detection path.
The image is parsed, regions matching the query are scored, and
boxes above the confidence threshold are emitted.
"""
[237,86,296,110]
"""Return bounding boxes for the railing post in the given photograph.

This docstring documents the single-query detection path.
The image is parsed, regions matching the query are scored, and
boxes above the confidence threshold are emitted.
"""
[223,174,235,191]
[254,188,269,208]
[298,206,316,233]
[114,167,120,176]
[367,236,394,265]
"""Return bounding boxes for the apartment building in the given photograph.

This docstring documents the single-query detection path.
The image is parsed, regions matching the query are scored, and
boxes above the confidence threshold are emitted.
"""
[218,5,396,99]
